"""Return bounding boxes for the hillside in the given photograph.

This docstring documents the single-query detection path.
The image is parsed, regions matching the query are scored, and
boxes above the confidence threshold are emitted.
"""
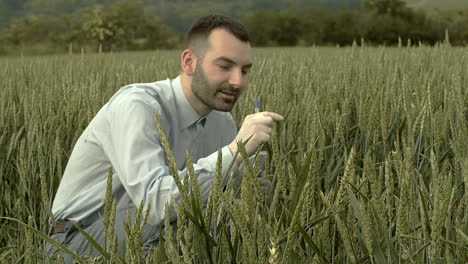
[0,0,362,30]
[406,0,468,10]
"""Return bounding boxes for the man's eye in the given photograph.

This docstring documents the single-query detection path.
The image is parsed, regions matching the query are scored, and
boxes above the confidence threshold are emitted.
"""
[242,70,248,75]
[218,65,230,70]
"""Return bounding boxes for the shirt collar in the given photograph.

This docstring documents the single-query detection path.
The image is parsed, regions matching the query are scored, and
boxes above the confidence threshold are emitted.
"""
[171,75,207,130]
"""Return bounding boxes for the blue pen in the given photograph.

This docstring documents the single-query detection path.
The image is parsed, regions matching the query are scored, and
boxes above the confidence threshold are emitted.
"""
[254,98,260,113]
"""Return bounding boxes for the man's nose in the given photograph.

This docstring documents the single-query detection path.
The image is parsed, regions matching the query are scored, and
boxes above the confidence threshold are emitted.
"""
[228,69,243,88]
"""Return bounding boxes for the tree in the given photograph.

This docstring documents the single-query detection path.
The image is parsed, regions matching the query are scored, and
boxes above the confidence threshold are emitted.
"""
[75,0,178,51]
[364,0,407,16]
[79,5,116,51]
[273,10,304,46]
[241,10,278,46]
[242,9,305,46]
[106,0,145,49]
[300,7,333,45]
[4,15,59,45]
[364,13,408,44]
[447,8,468,45]
[324,10,369,45]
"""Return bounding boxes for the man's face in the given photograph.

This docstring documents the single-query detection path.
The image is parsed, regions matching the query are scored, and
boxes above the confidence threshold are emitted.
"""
[191,29,252,112]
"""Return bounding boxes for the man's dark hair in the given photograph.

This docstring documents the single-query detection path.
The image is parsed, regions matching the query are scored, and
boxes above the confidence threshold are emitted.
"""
[185,14,250,53]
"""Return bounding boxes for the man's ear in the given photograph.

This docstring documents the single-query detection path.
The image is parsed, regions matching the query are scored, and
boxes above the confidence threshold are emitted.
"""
[181,49,197,76]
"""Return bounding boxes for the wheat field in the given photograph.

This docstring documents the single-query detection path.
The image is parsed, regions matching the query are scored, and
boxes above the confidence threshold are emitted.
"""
[0,46,467,263]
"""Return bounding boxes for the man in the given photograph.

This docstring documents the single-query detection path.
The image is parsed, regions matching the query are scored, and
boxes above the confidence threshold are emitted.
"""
[46,14,283,261]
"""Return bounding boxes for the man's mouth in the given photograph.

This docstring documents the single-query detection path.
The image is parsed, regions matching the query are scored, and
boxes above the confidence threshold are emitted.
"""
[219,90,237,100]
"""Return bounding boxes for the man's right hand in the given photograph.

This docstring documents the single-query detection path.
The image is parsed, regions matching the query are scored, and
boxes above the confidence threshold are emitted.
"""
[228,111,283,164]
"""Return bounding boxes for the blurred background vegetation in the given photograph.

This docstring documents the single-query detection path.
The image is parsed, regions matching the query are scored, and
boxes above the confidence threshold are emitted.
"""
[0,0,467,55]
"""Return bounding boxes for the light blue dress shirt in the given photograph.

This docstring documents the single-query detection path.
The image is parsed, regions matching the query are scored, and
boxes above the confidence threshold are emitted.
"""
[51,76,238,226]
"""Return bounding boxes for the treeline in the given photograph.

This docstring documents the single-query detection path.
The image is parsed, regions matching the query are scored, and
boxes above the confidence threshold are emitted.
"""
[243,4,468,46]
[0,0,467,55]
[0,1,180,55]
[0,0,362,27]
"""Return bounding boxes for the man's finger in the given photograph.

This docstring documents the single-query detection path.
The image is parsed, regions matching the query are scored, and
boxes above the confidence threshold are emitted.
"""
[261,111,284,121]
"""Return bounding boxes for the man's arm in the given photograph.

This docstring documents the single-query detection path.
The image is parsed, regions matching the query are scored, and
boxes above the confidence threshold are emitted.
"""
[103,97,236,226]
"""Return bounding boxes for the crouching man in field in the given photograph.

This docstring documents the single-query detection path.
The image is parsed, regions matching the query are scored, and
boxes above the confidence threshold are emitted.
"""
[46,14,283,262]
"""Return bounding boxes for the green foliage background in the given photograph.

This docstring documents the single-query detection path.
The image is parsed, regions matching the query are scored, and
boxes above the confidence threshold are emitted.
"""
[0,0,362,26]
[0,46,466,262]
[1,0,468,56]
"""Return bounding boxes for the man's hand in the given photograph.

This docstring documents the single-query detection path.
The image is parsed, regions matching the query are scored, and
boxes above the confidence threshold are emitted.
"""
[228,111,283,164]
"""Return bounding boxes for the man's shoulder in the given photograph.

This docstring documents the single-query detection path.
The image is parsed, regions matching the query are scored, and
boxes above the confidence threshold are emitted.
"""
[106,78,174,111]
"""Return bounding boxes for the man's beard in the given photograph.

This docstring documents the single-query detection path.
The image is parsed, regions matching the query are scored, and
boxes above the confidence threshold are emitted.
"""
[191,61,239,112]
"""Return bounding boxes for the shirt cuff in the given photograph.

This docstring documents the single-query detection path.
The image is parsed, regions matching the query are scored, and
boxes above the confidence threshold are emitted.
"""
[221,145,239,177]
